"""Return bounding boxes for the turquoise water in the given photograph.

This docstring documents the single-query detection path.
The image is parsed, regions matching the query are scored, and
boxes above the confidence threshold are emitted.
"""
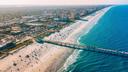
[66,5,128,72]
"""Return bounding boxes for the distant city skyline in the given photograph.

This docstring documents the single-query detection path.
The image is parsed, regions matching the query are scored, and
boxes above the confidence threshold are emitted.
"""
[0,0,128,5]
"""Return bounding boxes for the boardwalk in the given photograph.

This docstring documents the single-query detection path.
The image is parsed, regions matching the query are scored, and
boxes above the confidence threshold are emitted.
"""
[42,39,128,58]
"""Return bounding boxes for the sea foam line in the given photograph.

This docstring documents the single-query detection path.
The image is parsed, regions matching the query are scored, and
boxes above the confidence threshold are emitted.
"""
[57,7,113,72]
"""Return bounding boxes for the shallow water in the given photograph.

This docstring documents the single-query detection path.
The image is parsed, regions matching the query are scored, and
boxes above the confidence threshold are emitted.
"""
[66,5,128,72]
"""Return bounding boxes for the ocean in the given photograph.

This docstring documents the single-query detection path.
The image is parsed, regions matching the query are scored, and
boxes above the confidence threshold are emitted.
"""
[66,5,128,72]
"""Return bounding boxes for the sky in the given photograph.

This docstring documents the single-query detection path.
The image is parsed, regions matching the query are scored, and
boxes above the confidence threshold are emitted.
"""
[0,0,128,5]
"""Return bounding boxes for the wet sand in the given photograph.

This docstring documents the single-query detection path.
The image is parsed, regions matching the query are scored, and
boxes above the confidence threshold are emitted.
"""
[0,7,111,72]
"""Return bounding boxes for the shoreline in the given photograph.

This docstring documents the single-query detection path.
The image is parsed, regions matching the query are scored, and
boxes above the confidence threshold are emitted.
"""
[57,6,112,72]
[0,7,112,72]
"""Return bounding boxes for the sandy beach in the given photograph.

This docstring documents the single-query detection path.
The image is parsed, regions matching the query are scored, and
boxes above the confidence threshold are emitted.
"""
[0,7,111,72]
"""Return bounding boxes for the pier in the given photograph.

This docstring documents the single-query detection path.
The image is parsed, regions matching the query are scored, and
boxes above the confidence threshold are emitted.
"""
[42,39,128,57]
